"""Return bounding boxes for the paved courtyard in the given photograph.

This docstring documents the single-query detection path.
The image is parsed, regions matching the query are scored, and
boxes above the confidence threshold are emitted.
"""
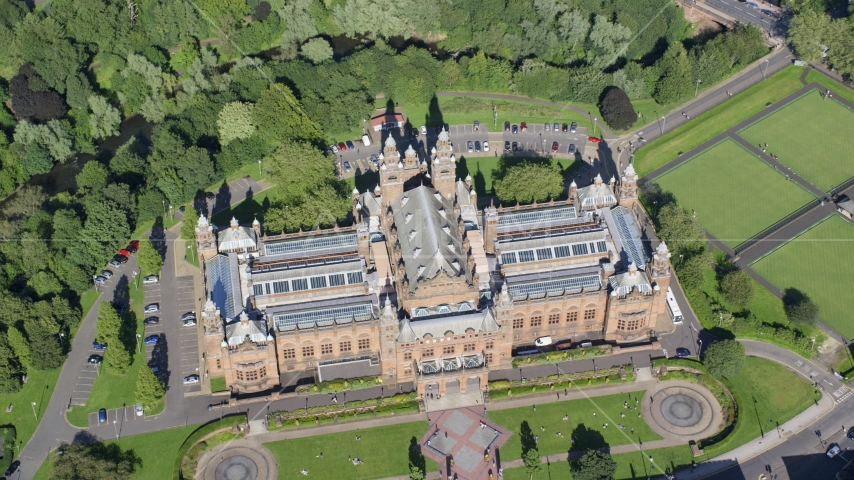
[644,381,722,440]
[197,438,278,480]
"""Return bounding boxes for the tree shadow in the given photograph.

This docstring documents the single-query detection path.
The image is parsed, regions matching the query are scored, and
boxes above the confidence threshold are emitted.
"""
[111,275,129,308]
[149,217,167,259]
[570,423,609,453]
[782,287,809,307]
[150,334,170,391]
[520,420,536,458]
[71,430,99,445]
[408,436,426,476]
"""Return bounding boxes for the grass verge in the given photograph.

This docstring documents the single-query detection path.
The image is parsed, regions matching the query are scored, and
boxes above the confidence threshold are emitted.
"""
[634,66,803,177]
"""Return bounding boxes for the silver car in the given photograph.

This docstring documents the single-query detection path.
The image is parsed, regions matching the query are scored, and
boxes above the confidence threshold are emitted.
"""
[183,375,200,385]
[144,303,159,313]
[142,275,158,285]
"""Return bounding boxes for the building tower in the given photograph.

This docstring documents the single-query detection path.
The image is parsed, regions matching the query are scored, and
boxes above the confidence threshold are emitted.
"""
[195,214,218,261]
[650,241,672,290]
[201,298,224,378]
[432,128,457,201]
[483,202,499,254]
[380,136,422,207]
[618,163,639,206]
[378,296,400,384]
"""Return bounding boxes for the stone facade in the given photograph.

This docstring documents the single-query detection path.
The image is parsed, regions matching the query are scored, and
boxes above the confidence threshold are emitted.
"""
[197,146,669,395]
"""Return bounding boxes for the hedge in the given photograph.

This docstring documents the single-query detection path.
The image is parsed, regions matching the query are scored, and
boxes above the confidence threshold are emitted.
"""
[511,345,613,368]
[268,400,421,431]
[296,375,384,395]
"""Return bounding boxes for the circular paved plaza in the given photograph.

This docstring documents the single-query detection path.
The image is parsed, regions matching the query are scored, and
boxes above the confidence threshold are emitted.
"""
[198,439,277,480]
[643,381,723,440]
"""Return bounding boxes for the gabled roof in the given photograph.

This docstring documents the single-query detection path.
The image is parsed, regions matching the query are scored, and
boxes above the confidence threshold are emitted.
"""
[217,219,257,251]
[578,181,617,210]
[397,309,499,343]
[225,311,269,345]
[609,262,652,295]
[602,206,647,269]
[392,186,470,293]
[205,253,243,322]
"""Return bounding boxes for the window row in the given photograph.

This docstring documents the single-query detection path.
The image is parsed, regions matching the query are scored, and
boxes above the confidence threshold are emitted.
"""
[253,271,364,296]
[617,318,645,331]
[280,339,370,360]
[500,240,608,265]
[512,310,596,328]
[235,366,266,382]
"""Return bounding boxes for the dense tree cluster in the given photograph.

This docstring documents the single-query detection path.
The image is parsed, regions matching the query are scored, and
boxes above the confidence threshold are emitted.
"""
[599,87,636,131]
[789,6,854,79]
[703,339,745,379]
[493,162,564,204]
[52,441,141,480]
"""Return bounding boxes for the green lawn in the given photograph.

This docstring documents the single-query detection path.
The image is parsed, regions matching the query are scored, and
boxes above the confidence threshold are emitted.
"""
[264,421,439,480]
[210,376,227,393]
[806,69,854,106]
[704,356,819,457]
[500,445,694,480]
[653,138,816,248]
[739,89,854,191]
[634,66,804,177]
[66,274,156,427]
[33,423,201,480]
[456,156,582,196]
[487,392,660,461]
[79,289,101,318]
[0,367,60,453]
[751,214,854,339]
[210,186,278,226]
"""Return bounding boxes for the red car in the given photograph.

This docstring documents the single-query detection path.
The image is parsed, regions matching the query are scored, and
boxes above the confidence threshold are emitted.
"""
[588,136,601,144]
[520,122,527,132]
[129,240,139,249]
[118,249,131,257]
[551,142,559,153]
[338,142,347,151]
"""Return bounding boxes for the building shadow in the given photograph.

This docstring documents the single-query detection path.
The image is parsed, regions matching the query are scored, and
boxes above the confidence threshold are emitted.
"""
[149,217,167,259]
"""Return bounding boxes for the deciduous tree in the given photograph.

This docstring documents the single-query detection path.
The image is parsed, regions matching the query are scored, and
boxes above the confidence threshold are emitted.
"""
[76,161,109,189]
[216,101,255,146]
[6,326,30,367]
[786,295,820,328]
[136,238,163,276]
[52,442,140,480]
[572,450,617,480]
[720,269,754,310]
[599,87,636,131]
[702,339,745,378]
[300,37,334,64]
[135,365,164,410]
[88,95,121,140]
[96,302,121,344]
[181,205,199,241]
[494,162,563,204]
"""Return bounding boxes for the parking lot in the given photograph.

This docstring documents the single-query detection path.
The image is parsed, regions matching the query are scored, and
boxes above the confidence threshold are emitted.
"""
[87,403,147,429]
[335,121,594,179]
[174,275,202,394]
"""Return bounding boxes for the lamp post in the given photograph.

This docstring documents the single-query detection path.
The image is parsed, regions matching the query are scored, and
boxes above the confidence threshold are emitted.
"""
[31,401,37,421]
[679,254,683,267]
[593,117,598,138]
[58,332,65,350]
[258,159,262,179]
[762,59,769,80]
[169,205,173,222]
[136,334,141,354]
[113,419,119,440]
[698,339,703,357]
[694,79,702,98]
[719,311,723,328]
[95,362,100,378]
[93,275,99,292]
[133,270,139,290]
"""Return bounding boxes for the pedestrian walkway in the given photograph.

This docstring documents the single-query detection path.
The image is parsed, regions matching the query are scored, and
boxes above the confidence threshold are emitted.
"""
[662,392,834,480]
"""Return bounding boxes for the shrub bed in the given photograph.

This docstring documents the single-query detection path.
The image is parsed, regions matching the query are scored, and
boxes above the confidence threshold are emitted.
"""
[296,375,384,395]
[487,367,633,400]
[511,345,613,368]
[267,397,421,431]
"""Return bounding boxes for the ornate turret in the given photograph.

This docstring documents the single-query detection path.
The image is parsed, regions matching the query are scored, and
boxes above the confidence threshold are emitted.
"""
[432,128,456,201]
[195,213,218,260]
[569,179,578,203]
[252,217,261,238]
[404,144,418,169]
[651,241,672,279]
[202,298,223,335]
[617,163,639,206]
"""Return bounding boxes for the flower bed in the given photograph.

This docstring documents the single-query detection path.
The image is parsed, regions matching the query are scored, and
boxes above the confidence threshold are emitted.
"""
[296,375,384,395]
[487,366,633,400]
[511,345,613,368]
[267,393,420,431]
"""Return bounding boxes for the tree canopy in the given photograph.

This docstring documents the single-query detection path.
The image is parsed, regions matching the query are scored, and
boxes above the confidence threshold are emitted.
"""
[703,339,745,378]
[720,269,754,311]
[599,87,636,131]
[573,450,617,480]
[494,162,564,204]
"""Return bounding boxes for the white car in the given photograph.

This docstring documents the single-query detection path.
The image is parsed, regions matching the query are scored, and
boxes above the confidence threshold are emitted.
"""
[144,303,159,313]
[828,445,841,458]
[330,144,339,154]
[142,275,158,285]
[420,125,427,135]
[183,375,200,385]
[535,336,553,347]
[483,141,489,152]
[182,318,196,327]
[135,404,143,417]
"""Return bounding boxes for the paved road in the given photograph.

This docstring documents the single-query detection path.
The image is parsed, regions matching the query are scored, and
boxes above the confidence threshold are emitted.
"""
[705,0,782,32]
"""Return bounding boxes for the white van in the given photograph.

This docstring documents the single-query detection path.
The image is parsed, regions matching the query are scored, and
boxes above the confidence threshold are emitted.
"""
[361,135,371,146]
[578,341,593,348]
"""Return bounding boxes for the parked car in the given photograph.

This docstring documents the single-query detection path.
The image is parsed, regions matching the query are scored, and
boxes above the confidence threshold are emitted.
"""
[551,142,559,153]
[143,316,159,325]
[504,122,511,132]
[828,445,841,458]
[474,141,481,152]
[182,318,196,327]
[100,270,113,279]
[570,121,577,133]
[676,348,691,357]
[92,341,107,350]
[330,144,339,154]
[98,408,107,423]
[847,427,854,440]
[88,354,103,364]
[345,140,355,150]
[467,141,473,153]
[338,142,347,151]
[511,124,518,134]
[135,404,144,417]
[184,375,200,385]
[504,141,511,151]
[5,460,20,476]
[370,154,379,167]
[129,240,139,249]
[534,336,552,347]
[520,122,527,132]
[555,340,573,350]
[144,303,159,313]
[94,276,107,285]
[343,161,351,172]
[474,121,479,131]
[206,192,216,201]
[420,125,427,135]
[544,123,551,131]
[562,123,569,132]
[125,245,138,254]
[588,136,601,143]
[553,122,560,131]
[108,259,121,268]
[118,249,131,257]
[483,141,489,152]
[511,142,518,151]
[143,275,158,285]
[568,144,576,155]
[143,335,159,345]
[181,312,196,321]
[113,254,128,264]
